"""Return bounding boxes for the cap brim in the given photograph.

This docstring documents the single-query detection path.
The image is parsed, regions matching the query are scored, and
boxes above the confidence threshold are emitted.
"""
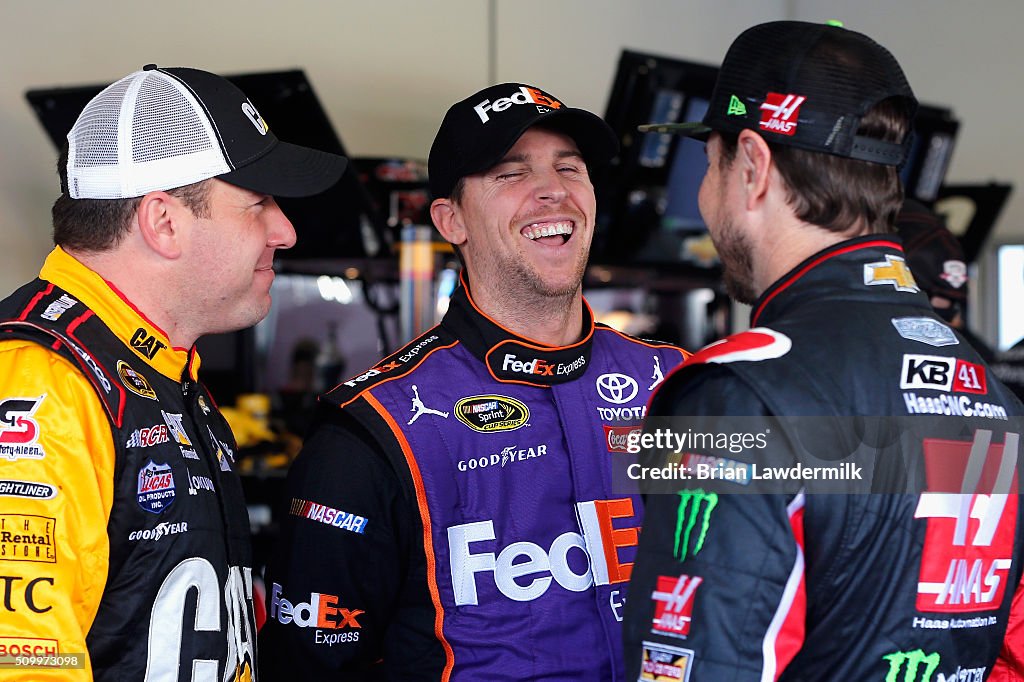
[637,121,713,141]
[221,141,348,198]
[465,107,619,180]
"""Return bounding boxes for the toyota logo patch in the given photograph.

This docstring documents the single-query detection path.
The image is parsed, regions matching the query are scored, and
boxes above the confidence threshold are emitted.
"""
[596,373,638,404]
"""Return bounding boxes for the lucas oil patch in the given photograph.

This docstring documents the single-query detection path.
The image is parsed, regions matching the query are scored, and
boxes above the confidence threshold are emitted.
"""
[137,460,176,513]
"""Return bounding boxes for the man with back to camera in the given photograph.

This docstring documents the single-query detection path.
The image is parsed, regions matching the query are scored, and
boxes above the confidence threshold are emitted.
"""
[622,21,1024,680]
[897,197,996,361]
[0,65,346,680]
[258,82,688,679]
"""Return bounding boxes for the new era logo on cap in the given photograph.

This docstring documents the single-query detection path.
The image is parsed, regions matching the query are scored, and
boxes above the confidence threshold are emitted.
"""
[759,92,805,136]
[473,85,564,123]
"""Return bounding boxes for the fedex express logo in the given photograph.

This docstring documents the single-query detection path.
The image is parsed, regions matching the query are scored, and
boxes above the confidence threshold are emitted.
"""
[901,355,987,394]
[502,353,586,378]
[269,582,363,646]
[915,430,1019,613]
[448,498,638,606]
[474,86,563,123]
[759,92,805,136]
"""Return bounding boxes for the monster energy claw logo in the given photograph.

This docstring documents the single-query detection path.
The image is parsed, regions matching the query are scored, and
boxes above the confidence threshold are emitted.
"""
[883,649,940,682]
[674,489,717,562]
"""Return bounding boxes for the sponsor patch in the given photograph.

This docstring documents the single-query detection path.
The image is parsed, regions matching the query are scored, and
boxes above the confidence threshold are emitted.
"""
[162,411,198,460]
[40,294,77,322]
[0,575,54,613]
[915,430,1018,613]
[0,480,56,500]
[639,641,694,681]
[0,636,59,658]
[0,514,55,563]
[881,649,986,682]
[605,425,642,453]
[864,254,919,293]
[208,426,234,472]
[674,490,718,562]
[185,467,215,495]
[758,92,805,136]
[136,460,175,514]
[651,575,702,639]
[454,395,530,433]
[904,393,1008,420]
[941,260,968,289]
[117,361,157,400]
[125,424,170,449]
[473,85,563,124]
[66,340,112,393]
[901,355,988,395]
[597,405,647,422]
[0,396,46,462]
[449,498,639,607]
[128,521,188,542]
[892,317,959,347]
[596,373,639,404]
[457,444,548,472]
[129,327,167,360]
[289,498,368,535]
[269,582,364,638]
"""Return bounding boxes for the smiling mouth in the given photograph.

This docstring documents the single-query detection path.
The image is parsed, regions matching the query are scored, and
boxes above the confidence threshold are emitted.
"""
[522,220,574,244]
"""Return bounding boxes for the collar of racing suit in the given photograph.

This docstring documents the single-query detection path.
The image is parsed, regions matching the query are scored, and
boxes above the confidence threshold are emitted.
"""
[750,234,935,327]
[38,246,201,383]
[441,273,594,387]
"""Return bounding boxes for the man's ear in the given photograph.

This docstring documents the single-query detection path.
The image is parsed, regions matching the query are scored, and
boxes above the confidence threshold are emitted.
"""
[736,129,773,211]
[135,191,185,259]
[430,198,468,247]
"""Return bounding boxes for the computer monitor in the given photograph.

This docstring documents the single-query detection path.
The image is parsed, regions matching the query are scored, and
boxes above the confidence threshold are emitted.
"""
[25,69,390,263]
[595,49,962,271]
[594,50,719,271]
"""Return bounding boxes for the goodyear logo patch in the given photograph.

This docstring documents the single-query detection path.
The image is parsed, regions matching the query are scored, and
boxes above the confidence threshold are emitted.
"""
[118,361,157,400]
[0,514,56,563]
[454,395,530,433]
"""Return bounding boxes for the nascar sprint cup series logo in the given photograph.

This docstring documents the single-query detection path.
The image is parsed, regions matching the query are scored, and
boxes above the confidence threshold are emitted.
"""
[455,395,530,433]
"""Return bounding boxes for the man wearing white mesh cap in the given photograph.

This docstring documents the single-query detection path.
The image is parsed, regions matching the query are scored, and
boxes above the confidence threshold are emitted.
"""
[0,64,345,680]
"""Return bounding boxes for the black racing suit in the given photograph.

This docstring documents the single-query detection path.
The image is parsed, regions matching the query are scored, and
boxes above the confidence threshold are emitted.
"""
[624,236,1024,681]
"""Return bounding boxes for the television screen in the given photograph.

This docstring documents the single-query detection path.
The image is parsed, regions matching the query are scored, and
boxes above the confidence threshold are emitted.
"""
[595,50,961,271]
[593,50,720,271]
[26,69,390,262]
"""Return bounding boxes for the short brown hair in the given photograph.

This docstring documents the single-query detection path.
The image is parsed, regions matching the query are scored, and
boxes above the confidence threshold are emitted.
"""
[51,143,212,252]
[719,97,913,235]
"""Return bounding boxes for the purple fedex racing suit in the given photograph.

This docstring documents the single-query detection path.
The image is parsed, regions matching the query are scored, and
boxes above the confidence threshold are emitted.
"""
[259,280,687,680]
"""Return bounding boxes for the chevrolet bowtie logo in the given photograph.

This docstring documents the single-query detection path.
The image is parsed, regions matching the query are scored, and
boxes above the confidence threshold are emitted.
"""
[864,255,919,293]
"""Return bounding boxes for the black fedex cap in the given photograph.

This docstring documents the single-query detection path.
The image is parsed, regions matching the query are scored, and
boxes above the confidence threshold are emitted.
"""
[428,82,618,199]
[639,21,918,166]
[66,64,347,199]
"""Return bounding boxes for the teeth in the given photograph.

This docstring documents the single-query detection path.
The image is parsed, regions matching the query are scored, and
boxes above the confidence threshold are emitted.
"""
[524,221,574,240]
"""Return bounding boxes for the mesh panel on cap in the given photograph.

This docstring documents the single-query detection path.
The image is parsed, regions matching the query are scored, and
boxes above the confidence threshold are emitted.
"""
[65,69,230,199]
[131,72,214,163]
[69,76,132,168]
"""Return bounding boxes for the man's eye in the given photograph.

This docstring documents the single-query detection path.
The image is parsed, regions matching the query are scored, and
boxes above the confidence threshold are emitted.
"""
[496,171,524,180]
